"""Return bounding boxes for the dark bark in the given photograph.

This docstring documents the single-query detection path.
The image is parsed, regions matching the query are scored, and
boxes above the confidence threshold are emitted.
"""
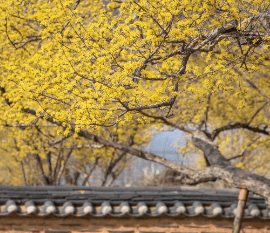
[56,149,73,185]
[192,137,231,167]
[32,153,49,185]
[101,157,114,187]
[81,157,100,186]
[64,169,80,186]
[46,151,52,184]
[20,161,28,186]
[191,134,270,208]
[101,151,127,186]
[53,148,63,184]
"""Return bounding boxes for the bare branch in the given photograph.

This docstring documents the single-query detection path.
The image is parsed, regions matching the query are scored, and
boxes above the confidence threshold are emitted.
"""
[32,153,49,185]
[54,144,104,149]
[194,26,237,51]
[248,102,268,125]
[14,37,42,50]
[37,93,72,106]
[3,124,58,127]
[53,148,63,183]
[46,151,53,184]
[199,92,212,131]
[212,122,269,140]
[227,153,246,161]
[20,161,28,186]
[133,1,166,34]
[241,73,270,103]
[227,136,260,161]
[130,75,168,81]
[119,99,176,111]
[139,110,193,133]
[49,133,74,146]
[81,157,100,186]
[56,149,73,185]
[60,0,82,34]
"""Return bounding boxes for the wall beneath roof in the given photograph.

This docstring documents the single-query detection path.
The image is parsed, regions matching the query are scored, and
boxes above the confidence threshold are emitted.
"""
[0,216,269,233]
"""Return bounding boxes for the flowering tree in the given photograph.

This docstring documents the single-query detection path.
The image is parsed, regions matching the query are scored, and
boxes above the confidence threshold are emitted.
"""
[0,124,143,186]
[1,0,270,205]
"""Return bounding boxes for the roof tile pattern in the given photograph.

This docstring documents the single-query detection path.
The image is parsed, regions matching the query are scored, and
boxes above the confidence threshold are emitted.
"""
[0,185,269,219]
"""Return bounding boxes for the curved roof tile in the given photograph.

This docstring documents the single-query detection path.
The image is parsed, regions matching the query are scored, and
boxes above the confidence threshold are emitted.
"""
[0,185,268,219]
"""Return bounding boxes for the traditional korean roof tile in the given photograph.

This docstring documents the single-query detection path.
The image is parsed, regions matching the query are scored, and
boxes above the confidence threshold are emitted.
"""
[0,185,269,219]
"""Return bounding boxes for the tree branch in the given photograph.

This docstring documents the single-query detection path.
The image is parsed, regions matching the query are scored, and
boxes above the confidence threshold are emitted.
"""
[227,136,260,161]
[212,122,269,140]
[81,157,100,186]
[248,102,268,125]
[54,144,104,149]
[49,133,74,146]
[32,153,49,185]
[191,133,270,207]
[59,0,82,34]
[46,151,52,184]
[56,149,73,185]
[20,161,28,186]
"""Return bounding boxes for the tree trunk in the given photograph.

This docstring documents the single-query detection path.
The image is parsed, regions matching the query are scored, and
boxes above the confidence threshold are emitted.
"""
[81,157,100,186]
[56,149,73,185]
[32,154,49,185]
[191,135,270,208]
[20,161,28,186]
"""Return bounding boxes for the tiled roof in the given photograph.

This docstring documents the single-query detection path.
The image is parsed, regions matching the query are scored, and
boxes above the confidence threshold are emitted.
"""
[0,185,269,219]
